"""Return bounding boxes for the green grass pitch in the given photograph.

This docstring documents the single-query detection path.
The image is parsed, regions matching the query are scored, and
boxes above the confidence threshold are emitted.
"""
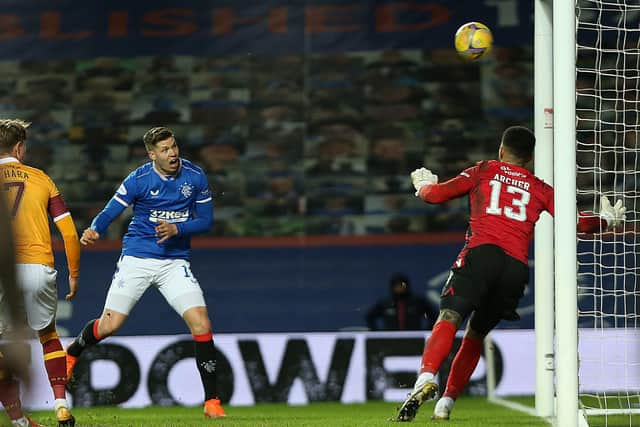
[3,398,551,427]
[5,397,637,426]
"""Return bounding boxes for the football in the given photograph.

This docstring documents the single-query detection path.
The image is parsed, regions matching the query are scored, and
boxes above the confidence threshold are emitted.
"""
[454,22,493,61]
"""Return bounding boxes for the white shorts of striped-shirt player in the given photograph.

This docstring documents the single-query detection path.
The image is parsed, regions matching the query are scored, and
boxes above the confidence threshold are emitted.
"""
[0,264,58,333]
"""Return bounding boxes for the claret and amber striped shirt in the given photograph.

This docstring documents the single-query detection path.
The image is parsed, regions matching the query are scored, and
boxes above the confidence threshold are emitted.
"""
[0,157,79,277]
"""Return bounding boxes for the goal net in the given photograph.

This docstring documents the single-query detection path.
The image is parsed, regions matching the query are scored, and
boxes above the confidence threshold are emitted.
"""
[575,0,640,424]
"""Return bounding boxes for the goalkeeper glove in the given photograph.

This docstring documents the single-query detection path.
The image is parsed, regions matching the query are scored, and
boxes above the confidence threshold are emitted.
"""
[599,196,626,229]
[411,167,438,196]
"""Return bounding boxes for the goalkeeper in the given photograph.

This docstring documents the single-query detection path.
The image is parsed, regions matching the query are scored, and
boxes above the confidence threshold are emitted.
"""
[396,126,626,422]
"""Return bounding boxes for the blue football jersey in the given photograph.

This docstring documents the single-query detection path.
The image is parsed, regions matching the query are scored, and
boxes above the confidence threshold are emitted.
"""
[95,159,213,260]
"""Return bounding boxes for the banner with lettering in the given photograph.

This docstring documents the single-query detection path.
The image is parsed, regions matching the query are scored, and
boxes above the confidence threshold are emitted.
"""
[0,0,532,59]
[12,329,639,409]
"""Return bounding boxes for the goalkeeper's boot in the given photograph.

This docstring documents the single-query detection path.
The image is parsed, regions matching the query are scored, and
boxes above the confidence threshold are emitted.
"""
[65,353,77,382]
[204,398,226,418]
[55,403,75,427]
[10,417,46,427]
[431,396,454,420]
[395,373,438,422]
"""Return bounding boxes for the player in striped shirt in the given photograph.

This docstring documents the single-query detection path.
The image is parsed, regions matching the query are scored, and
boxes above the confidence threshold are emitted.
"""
[65,126,225,418]
[0,119,79,427]
[0,177,46,427]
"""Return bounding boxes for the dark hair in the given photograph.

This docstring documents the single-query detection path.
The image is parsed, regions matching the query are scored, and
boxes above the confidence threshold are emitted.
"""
[501,126,535,161]
[0,119,29,154]
[143,126,174,151]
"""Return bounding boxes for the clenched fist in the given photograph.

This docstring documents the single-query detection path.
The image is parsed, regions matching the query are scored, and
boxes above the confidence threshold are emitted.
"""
[411,167,438,195]
[80,228,100,245]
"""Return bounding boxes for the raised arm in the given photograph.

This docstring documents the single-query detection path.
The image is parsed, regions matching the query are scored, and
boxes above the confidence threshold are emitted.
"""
[82,174,136,245]
[577,196,626,233]
[544,190,626,233]
[89,197,128,236]
[411,167,475,204]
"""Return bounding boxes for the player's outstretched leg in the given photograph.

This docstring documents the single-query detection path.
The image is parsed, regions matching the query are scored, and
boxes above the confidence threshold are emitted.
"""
[396,372,439,421]
[65,319,104,381]
[432,396,455,420]
[395,319,458,421]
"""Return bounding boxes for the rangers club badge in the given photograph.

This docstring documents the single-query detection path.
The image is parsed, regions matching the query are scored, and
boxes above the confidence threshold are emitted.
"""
[179,182,194,198]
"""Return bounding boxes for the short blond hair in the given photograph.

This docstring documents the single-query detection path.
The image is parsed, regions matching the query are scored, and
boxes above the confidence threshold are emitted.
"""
[0,119,30,154]
[143,126,174,151]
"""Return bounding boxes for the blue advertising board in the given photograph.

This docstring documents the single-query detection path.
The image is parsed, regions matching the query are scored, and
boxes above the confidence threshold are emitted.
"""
[54,239,539,335]
[54,237,635,335]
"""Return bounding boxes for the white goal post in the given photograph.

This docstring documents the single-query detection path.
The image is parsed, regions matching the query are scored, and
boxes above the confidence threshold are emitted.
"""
[550,1,640,426]
[486,2,640,427]
[553,0,579,426]
[485,3,557,422]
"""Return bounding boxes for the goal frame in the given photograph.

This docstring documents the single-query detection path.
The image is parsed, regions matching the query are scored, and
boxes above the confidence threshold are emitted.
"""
[537,1,639,426]
[486,2,639,426]
[485,0,560,423]
[533,0,555,421]
[552,0,579,425]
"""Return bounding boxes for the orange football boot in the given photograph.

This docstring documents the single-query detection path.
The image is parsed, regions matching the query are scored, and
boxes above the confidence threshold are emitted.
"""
[203,398,226,418]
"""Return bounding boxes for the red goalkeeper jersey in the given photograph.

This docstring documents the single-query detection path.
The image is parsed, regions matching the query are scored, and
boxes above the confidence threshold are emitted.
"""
[418,160,603,264]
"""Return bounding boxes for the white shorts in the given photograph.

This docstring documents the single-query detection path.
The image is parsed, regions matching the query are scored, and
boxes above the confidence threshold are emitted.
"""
[0,264,58,332]
[104,256,206,316]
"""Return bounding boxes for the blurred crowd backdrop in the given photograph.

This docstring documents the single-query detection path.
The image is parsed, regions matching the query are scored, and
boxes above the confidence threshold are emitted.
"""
[0,1,538,239]
[0,48,533,238]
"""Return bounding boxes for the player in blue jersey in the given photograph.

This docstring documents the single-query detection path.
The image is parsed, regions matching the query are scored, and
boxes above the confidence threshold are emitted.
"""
[65,127,226,418]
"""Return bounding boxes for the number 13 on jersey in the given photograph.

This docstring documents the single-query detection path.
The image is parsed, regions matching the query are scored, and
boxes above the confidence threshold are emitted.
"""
[485,179,530,221]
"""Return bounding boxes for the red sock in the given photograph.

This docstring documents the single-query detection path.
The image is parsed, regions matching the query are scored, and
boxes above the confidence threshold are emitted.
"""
[0,355,24,420]
[40,332,67,399]
[0,378,24,420]
[419,320,457,374]
[443,336,483,399]
[93,319,101,340]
